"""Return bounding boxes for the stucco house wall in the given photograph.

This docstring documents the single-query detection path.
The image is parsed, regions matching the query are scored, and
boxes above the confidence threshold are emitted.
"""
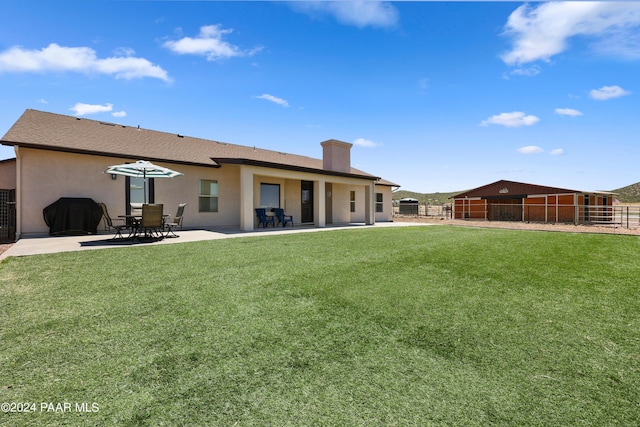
[15,148,245,235]
[374,185,394,222]
[16,147,395,236]
[0,158,16,189]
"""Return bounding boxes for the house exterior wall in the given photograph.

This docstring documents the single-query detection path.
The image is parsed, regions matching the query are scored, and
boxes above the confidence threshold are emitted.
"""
[169,162,241,228]
[284,179,301,222]
[350,186,366,223]
[17,148,119,236]
[374,185,394,222]
[0,159,16,189]
[14,147,384,236]
[15,148,244,236]
[330,183,351,224]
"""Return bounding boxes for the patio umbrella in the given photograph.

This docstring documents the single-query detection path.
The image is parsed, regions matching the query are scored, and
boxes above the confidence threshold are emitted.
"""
[105,160,183,203]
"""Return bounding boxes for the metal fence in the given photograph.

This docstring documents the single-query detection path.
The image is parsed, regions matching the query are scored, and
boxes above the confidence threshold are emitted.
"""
[393,203,452,219]
[456,202,640,229]
[393,202,640,230]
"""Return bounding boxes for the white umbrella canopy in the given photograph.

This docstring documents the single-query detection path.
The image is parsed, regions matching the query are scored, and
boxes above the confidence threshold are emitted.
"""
[105,160,183,203]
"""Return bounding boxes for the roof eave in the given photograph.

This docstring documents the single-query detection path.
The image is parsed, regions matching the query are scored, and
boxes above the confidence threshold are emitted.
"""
[212,157,380,181]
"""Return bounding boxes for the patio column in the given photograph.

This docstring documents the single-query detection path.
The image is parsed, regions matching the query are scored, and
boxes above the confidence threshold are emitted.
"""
[365,182,374,225]
[240,166,254,231]
[315,179,326,227]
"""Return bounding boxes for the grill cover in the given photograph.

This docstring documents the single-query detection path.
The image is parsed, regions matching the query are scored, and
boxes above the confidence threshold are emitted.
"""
[43,197,103,235]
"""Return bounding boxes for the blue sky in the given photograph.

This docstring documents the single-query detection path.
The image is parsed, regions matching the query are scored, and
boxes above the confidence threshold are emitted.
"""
[1,1,639,193]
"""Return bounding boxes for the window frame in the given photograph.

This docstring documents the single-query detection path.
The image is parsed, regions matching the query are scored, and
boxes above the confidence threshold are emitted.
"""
[260,183,281,209]
[198,179,219,213]
[375,192,384,213]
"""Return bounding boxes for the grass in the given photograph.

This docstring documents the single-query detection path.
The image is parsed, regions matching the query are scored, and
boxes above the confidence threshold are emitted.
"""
[1,226,639,426]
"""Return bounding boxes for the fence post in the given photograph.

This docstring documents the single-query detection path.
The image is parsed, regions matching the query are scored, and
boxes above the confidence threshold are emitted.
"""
[627,206,629,229]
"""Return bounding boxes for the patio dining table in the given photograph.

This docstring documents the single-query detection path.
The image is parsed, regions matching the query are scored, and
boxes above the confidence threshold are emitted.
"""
[118,214,169,239]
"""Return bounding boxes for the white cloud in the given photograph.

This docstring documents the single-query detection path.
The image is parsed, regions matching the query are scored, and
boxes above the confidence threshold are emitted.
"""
[112,111,127,118]
[0,43,170,81]
[36,99,48,104]
[503,66,541,79]
[517,146,544,154]
[113,47,136,57]
[589,85,631,100]
[163,25,261,61]
[481,112,540,127]
[71,103,113,116]
[551,148,565,155]
[353,138,381,148]
[501,2,640,65]
[555,108,583,117]
[255,94,289,107]
[290,1,398,28]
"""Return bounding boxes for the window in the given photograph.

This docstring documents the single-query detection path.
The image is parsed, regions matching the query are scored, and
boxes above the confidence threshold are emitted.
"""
[376,193,383,213]
[199,179,218,212]
[127,176,154,206]
[350,191,356,213]
[260,183,280,209]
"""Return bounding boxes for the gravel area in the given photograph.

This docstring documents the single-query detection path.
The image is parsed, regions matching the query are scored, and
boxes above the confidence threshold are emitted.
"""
[394,216,640,236]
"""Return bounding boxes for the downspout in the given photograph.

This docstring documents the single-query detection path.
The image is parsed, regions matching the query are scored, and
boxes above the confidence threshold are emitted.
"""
[14,146,21,240]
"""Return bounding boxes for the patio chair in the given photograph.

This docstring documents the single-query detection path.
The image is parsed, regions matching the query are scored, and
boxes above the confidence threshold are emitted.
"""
[99,203,132,239]
[165,203,187,237]
[130,203,143,217]
[255,208,275,228]
[138,204,164,239]
[273,208,293,227]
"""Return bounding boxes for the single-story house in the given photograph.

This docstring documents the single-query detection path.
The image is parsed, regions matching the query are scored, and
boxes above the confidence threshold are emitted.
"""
[0,109,399,239]
[451,179,615,223]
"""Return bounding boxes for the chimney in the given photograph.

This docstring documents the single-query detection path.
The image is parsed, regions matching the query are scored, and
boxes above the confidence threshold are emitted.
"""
[321,139,352,173]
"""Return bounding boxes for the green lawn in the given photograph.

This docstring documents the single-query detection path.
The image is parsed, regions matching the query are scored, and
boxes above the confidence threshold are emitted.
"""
[1,226,639,426]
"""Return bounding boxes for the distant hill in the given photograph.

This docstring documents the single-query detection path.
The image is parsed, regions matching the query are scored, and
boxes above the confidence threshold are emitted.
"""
[612,182,640,203]
[392,190,460,205]
[394,182,640,204]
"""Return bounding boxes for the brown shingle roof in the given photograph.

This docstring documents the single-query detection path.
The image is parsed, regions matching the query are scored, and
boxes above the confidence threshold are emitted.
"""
[1,109,393,183]
[452,180,585,199]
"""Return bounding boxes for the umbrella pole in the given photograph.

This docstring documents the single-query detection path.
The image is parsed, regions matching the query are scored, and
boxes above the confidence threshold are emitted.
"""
[143,171,147,204]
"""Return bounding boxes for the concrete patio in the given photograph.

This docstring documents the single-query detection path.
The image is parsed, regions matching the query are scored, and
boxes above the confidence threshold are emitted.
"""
[0,222,434,260]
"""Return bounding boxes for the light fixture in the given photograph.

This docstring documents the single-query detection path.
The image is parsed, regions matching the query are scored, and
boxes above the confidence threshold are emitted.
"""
[111,174,117,180]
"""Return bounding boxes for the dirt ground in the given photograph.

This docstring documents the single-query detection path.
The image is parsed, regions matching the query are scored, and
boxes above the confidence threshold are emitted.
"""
[394,216,640,236]
[0,243,13,257]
